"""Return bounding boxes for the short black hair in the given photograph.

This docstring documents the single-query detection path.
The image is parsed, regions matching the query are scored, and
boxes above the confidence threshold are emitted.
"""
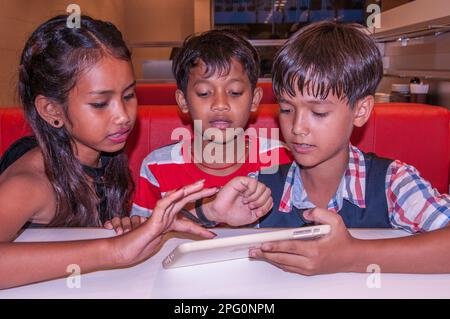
[272,21,383,108]
[172,29,260,94]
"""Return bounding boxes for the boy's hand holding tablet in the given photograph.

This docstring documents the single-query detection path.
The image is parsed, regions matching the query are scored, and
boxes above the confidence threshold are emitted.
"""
[163,223,331,269]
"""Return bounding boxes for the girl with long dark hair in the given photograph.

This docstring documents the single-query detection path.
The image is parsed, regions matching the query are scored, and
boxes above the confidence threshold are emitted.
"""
[0,14,218,289]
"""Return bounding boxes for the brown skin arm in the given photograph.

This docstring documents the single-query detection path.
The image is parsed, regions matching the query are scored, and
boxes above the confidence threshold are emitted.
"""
[202,176,274,226]
[181,176,273,227]
[0,239,114,289]
[0,173,51,242]
[350,225,450,273]
[0,173,118,289]
[250,208,450,275]
[0,178,216,289]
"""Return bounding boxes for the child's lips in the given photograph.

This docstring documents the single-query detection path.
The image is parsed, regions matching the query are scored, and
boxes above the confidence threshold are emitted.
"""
[108,128,131,143]
[209,120,232,130]
[292,143,316,154]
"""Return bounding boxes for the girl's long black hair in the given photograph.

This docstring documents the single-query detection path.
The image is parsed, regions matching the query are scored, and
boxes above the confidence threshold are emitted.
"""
[18,15,134,227]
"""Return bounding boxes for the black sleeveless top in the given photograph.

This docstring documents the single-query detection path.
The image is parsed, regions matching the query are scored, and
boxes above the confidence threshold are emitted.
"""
[0,136,110,227]
[257,152,394,228]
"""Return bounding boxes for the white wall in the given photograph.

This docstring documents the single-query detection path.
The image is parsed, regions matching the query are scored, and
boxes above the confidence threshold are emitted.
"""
[124,0,194,79]
[0,0,215,104]
[378,0,450,33]
[0,0,125,106]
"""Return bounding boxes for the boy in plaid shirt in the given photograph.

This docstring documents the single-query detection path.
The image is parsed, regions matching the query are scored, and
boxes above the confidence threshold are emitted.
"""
[250,21,450,275]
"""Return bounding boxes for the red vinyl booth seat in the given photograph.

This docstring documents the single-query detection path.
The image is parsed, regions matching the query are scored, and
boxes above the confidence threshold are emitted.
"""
[0,103,449,194]
[136,82,277,105]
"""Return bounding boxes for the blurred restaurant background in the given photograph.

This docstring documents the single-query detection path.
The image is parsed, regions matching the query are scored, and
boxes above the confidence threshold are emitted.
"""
[0,0,449,108]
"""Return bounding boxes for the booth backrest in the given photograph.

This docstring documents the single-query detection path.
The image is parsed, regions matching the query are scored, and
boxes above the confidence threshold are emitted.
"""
[136,82,277,105]
[0,103,449,194]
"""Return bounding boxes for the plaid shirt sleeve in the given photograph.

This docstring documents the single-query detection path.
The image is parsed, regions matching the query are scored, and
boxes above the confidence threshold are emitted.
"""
[386,160,450,233]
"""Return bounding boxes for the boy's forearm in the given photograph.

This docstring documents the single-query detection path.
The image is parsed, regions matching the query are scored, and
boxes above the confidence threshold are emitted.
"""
[349,227,450,273]
[184,195,219,223]
[0,238,115,290]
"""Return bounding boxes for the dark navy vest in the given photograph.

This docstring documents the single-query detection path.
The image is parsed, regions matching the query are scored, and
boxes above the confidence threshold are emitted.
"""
[258,152,394,228]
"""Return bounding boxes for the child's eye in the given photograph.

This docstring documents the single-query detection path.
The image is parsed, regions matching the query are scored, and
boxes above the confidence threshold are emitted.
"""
[89,102,108,108]
[280,108,291,114]
[229,91,243,97]
[123,93,136,101]
[196,91,210,98]
[313,112,329,118]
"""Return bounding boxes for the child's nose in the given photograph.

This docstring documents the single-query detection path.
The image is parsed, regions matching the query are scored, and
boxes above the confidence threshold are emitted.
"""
[113,101,132,125]
[292,112,310,136]
[210,93,230,112]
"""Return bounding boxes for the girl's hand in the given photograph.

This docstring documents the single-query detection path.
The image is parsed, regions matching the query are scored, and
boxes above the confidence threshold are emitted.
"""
[204,176,273,226]
[111,180,218,267]
[104,216,147,235]
[249,208,359,275]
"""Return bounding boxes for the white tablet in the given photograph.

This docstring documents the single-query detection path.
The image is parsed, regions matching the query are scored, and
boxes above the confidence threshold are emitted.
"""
[162,225,331,269]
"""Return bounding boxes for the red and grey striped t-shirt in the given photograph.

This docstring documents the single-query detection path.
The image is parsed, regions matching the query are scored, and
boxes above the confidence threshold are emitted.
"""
[131,136,292,217]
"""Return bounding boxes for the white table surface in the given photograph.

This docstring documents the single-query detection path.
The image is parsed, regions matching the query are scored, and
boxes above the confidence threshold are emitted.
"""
[2,227,450,299]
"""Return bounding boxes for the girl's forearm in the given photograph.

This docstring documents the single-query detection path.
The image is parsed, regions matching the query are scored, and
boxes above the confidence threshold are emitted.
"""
[0,238,115,290]
[349,227,450,273]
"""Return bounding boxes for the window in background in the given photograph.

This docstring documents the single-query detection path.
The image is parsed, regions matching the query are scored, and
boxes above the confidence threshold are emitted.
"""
[213,0,367,40]
[214,0,373,78]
